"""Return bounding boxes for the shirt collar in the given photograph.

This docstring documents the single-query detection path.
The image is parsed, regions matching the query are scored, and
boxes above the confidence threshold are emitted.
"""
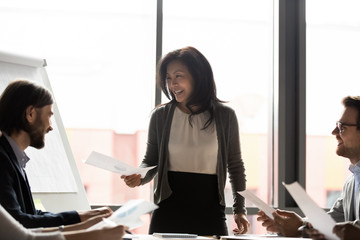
[349,160,360,176]
[3,133,30,169]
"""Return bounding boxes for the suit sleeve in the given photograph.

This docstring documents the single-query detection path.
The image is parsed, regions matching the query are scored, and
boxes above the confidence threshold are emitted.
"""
[0,152,80,228]
[327,197,345,222]
[327,188,346,223]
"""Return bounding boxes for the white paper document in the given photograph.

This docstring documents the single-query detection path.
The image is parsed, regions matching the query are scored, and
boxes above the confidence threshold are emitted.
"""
[84,151,156,178]
[283,182,339,240]
[238,190,275,219]
[127,235,212,240]
[221,234,311,240]
[88,199,158,230]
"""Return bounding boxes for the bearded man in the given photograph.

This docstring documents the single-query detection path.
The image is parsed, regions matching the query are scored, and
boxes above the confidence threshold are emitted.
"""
[0,80,111,228]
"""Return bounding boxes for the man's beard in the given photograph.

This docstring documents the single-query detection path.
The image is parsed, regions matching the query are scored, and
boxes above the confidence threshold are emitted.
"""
[336,144,358,160]
[28,118,45,149]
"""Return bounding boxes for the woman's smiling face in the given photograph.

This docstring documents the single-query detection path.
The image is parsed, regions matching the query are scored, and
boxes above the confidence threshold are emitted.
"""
[166,60,194,112]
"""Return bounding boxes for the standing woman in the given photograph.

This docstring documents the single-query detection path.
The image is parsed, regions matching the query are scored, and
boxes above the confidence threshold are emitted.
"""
[122,46,249,235]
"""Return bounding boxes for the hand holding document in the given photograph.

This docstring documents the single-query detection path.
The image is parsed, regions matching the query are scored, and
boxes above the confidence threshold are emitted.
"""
[238,190,275,220]
[283,182,339,240]
[84,151,156,178]
[88,199,158,230]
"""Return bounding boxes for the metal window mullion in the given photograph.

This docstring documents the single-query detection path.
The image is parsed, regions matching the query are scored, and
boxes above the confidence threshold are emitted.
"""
[155,0,163,107]
[277,0,306,209]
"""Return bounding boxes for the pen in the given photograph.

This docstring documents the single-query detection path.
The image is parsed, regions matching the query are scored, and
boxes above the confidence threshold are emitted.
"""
[123,230,134,240]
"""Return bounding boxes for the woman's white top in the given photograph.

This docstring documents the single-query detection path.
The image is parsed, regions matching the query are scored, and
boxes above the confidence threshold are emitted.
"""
[168,107,218,175]
[0,205,65,240]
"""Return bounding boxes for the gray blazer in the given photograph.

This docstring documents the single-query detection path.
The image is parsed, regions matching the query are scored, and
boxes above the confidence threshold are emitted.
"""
[328,175,359,223]
[140,102,247,214]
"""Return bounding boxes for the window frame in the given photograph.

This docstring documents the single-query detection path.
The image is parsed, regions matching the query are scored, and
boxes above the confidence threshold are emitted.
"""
[275,0,306,210]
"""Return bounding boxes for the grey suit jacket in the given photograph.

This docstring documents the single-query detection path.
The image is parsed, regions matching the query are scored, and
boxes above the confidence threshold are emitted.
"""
[328,175,359,223]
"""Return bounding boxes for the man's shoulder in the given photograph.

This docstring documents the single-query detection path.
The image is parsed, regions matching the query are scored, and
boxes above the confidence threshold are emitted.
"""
[0,134,9,146]
[0,136,11,156]
[0,136,16,168]
[0,149,13,169]
[343,174,354,187]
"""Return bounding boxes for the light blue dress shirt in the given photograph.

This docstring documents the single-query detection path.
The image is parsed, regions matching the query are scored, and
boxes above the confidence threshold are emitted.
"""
[3,133,30,179]
[349,161,360,220]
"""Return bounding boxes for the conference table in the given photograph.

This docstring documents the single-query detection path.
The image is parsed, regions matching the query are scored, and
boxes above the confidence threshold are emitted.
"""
[123,234,311,240]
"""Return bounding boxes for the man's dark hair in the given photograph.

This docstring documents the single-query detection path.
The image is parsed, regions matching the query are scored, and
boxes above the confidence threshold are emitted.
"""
[0,80,53,135]
[342,96,360,130]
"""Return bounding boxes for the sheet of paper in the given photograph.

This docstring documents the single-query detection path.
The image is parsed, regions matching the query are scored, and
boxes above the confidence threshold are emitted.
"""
[221,234,311,240]
[84,151,156,178]
[33,199,46,211]
[125,235,212,240]
[283,182,339,240]
[88,199,158,230]
[238,190,275,220]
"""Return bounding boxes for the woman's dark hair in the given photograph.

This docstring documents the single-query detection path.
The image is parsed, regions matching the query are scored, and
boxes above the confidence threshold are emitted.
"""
[157,46,223,129]
[0,80,53,135]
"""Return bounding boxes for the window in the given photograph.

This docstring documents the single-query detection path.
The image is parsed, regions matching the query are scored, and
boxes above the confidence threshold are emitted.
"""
[0,0,156,233]
[3,0,338,235]
[306,0,359,208]
[162,0,274,234]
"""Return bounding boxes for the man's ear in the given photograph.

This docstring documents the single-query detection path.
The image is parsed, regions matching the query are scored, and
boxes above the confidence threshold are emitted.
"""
[25,106,37,124]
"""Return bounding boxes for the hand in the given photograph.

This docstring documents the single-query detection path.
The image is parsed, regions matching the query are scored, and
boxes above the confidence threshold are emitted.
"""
[333,222,360,240]
[233,213,250,234]
[63,225,128,240]
[305,227,326,240]
[66,213,112,231]
[93,225,128,240]
[121,174,141,188]
[257,210,279,233]
[78,206,113,222]
[272,209,303,237]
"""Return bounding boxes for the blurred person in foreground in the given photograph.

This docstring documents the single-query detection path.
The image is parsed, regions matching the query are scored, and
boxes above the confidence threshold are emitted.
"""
[0,203,127,240]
